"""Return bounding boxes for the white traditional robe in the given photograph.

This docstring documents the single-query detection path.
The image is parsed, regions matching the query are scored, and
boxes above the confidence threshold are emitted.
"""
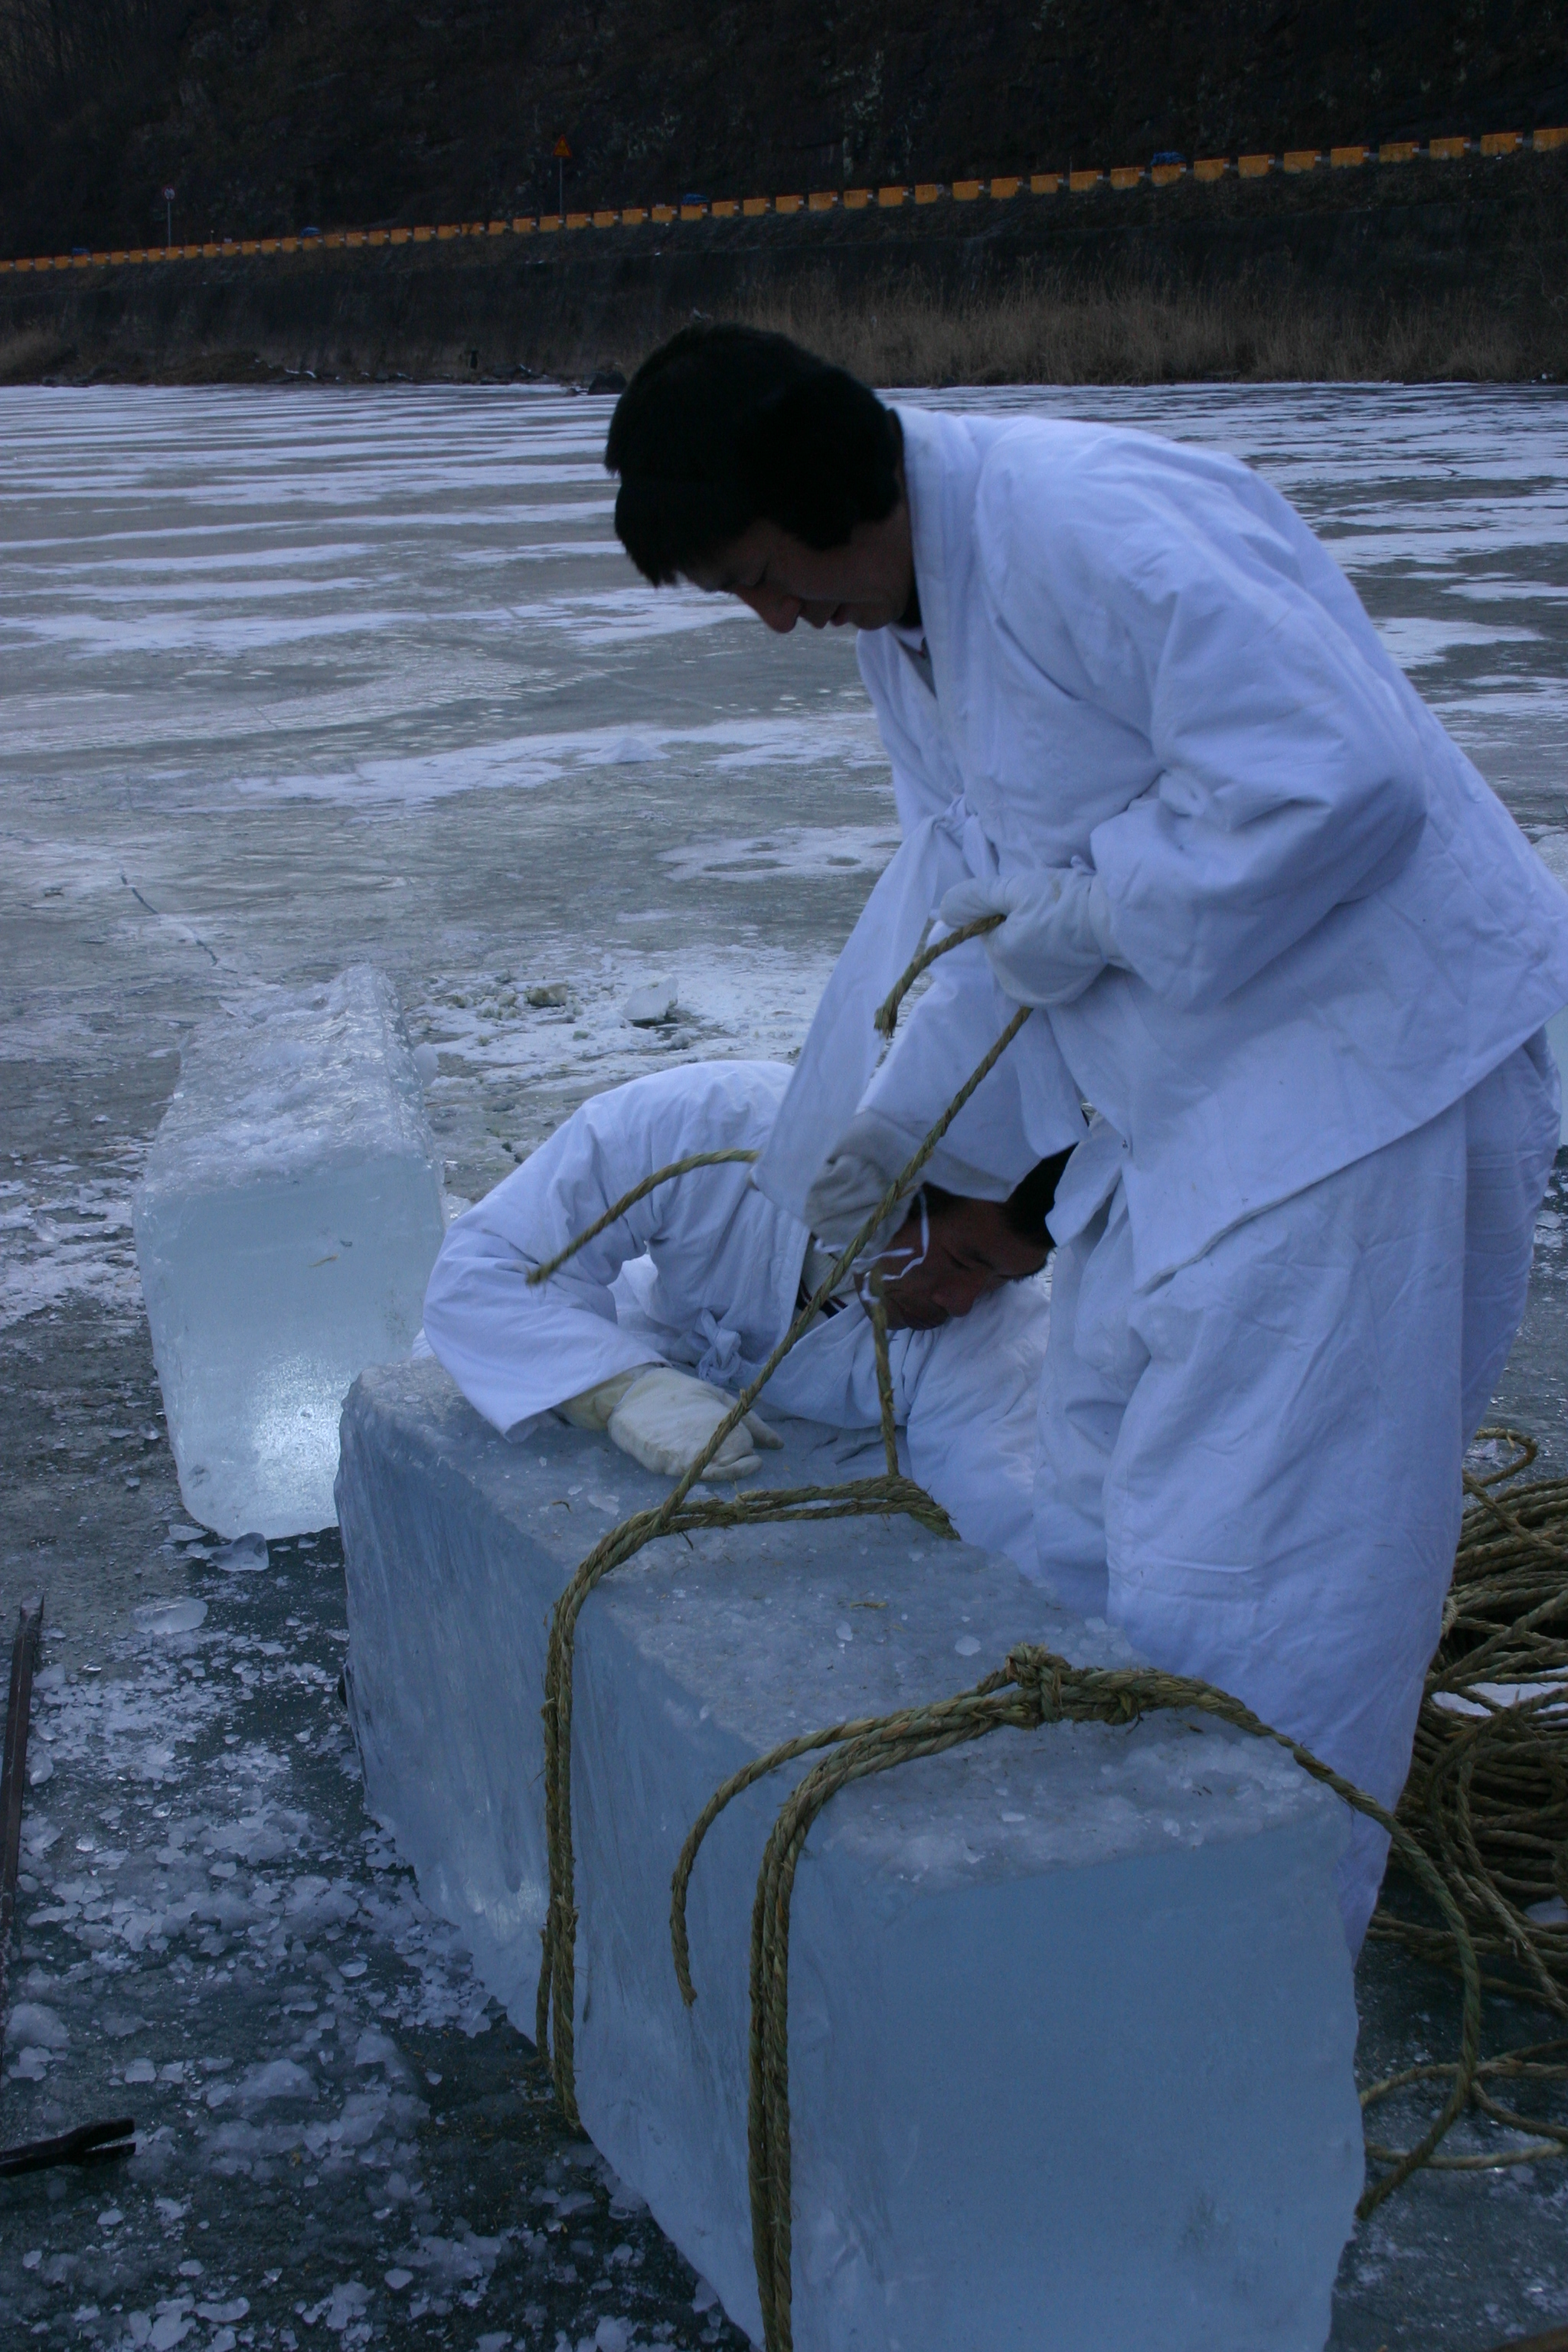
[756,407,1568,1945]
[763,407,1568,1271]
[421,1060,1048,1570]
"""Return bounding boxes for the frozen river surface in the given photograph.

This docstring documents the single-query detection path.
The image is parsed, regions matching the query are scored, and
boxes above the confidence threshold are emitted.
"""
[2,382,1568,2351]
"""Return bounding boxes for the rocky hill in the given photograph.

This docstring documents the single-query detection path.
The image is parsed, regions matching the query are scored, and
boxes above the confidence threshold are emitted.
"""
[2,0,1566,258]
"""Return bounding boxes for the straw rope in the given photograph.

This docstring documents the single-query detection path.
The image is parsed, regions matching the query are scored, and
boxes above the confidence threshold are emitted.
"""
[865,1276,900,1478]
[1370,1432,1568,2010]
[528,907,1568,2350]
[663,1429,1568,2350]
[525,1148,760,1285]
[873,910,1002,1037]
[534,990,1031,2122]
[669,1643,1487,2350]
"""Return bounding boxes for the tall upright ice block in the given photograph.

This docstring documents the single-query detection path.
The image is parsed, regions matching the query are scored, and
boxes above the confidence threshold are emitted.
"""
[136,968,444,1538]
[338,1359,1365,2352]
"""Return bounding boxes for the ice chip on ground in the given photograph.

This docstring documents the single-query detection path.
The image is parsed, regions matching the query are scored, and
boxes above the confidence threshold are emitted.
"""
[214,1534,268,1575]
[353,2027,404,2071]
[338,1360,1364,2352]
[234,2058,316,2107]
[133,965,444,1538]
[26,1753,53,1786]
[411,1043,441,1083]
[134,1598,208,1635]
[622,980,677,1026]
[5,2001,69,2050]
[314,2282,369,2333]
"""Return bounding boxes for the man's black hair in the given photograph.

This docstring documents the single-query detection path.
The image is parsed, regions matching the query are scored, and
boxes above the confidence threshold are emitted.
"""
[604,323,902,585]
[922,1150,1073,1249]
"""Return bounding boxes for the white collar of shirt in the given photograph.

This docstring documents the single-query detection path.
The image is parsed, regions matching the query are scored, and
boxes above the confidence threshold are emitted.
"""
[800,1237,858,1318]
[887,619,936,697]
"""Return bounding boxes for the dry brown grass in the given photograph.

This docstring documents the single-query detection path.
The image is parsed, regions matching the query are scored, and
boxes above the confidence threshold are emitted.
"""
[0,325,75,383]
[704,269,1565,386]
[5,256,1560,387]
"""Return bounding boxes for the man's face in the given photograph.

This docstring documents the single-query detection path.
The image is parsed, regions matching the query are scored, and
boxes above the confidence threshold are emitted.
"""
[868,1197,1048,1332]
[686,500,916,635]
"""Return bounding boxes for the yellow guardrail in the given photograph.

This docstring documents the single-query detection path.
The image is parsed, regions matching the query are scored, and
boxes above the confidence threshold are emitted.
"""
[2,124,1564,274]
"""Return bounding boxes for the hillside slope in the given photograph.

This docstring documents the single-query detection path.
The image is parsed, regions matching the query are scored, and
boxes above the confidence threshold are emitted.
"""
[2,0,1566,257]
[5,149,1565,388]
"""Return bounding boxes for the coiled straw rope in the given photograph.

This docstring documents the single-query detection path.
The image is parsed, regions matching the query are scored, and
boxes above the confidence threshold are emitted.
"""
[1372,1431,1568,2012]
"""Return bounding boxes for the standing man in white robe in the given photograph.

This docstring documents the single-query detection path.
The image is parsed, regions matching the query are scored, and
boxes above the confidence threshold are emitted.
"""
[602,325,1568,1945]
[421,1059,1063,1571]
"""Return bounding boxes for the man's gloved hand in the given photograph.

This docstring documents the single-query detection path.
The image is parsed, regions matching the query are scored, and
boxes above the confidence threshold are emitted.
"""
[802,1110,911,1251]
[564,1366,781,1481]
[940,869,1120,1007]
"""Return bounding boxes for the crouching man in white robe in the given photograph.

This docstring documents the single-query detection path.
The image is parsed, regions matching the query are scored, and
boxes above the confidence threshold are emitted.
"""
[602,324,1568,1949]
[420,1060,1063,1571]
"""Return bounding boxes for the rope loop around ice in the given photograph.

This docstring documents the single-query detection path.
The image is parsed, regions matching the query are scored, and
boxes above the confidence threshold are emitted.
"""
[670,1643,1485,2350]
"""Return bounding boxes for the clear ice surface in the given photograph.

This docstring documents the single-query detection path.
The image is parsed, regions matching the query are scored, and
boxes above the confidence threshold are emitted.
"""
[134,966,444,1537]
[338,1358,1364,2352]
[6,384,1568,2349]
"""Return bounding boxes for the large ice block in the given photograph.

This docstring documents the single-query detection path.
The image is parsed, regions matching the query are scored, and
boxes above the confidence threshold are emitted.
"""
[339,1358,1364,2352]
[135,967,444,1538]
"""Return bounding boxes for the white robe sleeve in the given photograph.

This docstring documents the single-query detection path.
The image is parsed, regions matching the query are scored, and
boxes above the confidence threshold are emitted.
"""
[978,435,1430,1012]
[754,803,1089,1215]
[855,935,1086,1194]
[752,807,973,1218]
[422,1069,773,1436]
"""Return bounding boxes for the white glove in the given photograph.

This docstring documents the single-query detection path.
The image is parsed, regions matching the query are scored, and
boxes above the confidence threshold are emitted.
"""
[940,870,1120,1007]
[564,1367,781,1481]
[802,1110,911,1251]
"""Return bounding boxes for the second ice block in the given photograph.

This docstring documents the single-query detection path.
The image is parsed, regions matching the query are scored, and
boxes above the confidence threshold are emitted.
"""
[135,966,444,1537]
